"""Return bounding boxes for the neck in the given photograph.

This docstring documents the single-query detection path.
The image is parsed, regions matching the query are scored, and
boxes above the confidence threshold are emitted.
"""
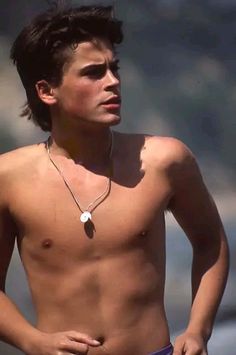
[48,126,113,167]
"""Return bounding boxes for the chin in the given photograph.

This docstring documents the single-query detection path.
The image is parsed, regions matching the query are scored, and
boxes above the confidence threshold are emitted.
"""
[107,116,121,126]
[100,112,121,126]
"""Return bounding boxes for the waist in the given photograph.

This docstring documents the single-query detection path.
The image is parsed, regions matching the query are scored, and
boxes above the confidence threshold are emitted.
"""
[149,344,173,355]
[37,310,170,355]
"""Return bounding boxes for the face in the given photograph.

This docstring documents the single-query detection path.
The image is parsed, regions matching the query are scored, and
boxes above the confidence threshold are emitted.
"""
[52,38,121,127]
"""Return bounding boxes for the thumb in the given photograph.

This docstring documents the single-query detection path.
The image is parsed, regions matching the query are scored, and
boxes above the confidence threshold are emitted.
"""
[173,338,186,355]
[67,331,101,346]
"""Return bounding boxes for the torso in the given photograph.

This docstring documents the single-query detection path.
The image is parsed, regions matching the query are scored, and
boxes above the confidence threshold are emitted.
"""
[4,132,175,355]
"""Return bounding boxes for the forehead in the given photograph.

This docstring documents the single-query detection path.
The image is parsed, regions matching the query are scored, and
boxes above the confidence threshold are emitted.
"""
[68,38,116,67]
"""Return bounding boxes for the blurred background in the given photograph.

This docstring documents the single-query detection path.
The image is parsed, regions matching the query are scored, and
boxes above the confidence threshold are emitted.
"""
[0,0,235,354]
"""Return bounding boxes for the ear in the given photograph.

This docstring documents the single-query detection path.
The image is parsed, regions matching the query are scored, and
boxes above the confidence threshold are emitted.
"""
[35,80,57,106]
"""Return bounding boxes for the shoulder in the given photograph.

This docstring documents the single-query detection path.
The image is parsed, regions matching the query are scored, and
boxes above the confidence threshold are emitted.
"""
[0,143,46,185]
[143,135,197,170]
[116,131,196,167]
[146,135,191,156]
[145,137,205,198]
[116,132,198,177]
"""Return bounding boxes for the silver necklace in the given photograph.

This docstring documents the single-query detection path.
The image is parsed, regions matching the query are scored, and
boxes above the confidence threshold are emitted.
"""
[46,131,113,223]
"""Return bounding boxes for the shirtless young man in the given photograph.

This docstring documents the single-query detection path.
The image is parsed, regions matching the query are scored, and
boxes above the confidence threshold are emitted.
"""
[0,4,229,355]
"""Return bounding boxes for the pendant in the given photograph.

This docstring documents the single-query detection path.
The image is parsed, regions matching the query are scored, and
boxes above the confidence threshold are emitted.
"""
[80,211,92,223]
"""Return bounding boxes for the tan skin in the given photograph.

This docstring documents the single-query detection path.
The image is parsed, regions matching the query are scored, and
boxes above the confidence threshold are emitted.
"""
[0,38,229,355]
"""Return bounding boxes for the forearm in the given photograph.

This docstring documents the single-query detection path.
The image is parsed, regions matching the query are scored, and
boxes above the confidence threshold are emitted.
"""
[187,234,229,340]
[0,290,40,352]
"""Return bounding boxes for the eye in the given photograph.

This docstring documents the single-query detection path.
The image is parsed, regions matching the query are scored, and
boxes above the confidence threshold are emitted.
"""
[85,67,106,79]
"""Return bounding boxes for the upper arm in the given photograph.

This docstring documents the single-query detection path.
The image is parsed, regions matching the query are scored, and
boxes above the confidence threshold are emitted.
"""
[0,175,16,291]
[167,141,226,249]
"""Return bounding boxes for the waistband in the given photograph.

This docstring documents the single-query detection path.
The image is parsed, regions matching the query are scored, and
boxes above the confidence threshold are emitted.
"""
[148,343,173,355]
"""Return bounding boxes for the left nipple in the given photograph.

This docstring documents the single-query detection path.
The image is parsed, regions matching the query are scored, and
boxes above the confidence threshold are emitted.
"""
[42,239,53,249]
[140,230,148,237]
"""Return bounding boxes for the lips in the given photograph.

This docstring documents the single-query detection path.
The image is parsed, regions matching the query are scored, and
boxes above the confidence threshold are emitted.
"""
[102,96,121,105]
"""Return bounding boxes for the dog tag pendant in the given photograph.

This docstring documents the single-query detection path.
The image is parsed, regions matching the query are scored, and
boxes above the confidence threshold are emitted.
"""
[80,211,92,223]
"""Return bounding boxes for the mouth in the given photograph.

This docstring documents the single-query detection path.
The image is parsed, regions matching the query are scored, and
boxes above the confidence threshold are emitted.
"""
[101,96,121,110]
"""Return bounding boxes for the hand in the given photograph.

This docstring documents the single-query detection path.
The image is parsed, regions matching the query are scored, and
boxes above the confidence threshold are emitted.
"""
[173,331,208,355]
[25,330,101,355]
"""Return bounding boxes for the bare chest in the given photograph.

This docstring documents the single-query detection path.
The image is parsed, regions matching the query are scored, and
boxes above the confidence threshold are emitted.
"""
[9,165,171,264]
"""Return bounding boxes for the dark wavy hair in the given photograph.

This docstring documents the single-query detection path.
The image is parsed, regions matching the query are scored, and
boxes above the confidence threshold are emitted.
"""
[10,3,123,132]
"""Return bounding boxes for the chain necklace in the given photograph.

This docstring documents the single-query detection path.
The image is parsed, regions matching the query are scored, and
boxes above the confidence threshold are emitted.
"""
[46,131,113,223]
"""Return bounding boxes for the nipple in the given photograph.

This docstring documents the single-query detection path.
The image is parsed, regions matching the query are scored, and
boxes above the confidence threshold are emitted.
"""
[42,239,53,249]
[140,230,148,237]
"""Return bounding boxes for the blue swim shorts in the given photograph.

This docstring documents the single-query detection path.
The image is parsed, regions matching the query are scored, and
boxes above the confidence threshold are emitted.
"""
[148,343,173,355]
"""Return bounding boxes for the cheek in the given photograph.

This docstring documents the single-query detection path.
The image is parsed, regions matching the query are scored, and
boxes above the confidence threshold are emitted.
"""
[71,83,98,107]
[76,86,94,103]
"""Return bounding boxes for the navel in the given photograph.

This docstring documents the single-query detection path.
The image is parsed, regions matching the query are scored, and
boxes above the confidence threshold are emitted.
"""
[41,239,53,249]
[96,335,105,345]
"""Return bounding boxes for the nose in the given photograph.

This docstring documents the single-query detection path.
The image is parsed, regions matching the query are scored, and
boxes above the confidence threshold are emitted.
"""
[104,69,120,89]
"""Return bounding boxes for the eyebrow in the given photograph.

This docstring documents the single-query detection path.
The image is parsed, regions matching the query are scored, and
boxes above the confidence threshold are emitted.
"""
[80,59,120,74]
